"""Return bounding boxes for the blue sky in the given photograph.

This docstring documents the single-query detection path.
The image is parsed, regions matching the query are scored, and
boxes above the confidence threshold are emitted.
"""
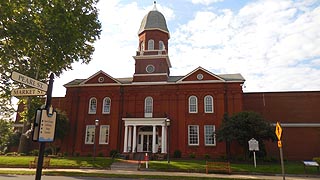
[53,0,320,97]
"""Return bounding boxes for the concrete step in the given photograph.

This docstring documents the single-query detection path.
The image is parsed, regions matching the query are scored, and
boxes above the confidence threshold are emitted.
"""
[111,161,141,171]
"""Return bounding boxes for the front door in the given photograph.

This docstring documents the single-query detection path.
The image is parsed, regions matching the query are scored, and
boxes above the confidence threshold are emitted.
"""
[143,134,153,152]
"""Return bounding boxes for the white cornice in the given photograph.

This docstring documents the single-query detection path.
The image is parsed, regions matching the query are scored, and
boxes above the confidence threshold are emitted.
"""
[133,73,168,77]
[271,123,320,127]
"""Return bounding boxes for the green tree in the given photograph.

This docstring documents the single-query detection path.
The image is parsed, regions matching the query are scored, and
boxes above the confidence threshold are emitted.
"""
[0,0,101,153]
[0,119,13,153]
[216,111,276,159]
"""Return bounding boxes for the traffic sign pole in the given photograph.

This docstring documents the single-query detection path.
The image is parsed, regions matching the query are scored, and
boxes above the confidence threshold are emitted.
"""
[275,122,285,180]
[35,73,54,180]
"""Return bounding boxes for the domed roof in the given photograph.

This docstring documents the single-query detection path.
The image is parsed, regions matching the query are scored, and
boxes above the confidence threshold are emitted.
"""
[138,9,169,35]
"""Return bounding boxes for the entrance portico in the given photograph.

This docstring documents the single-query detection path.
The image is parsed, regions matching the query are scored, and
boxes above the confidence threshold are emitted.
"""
[122,118,170,154]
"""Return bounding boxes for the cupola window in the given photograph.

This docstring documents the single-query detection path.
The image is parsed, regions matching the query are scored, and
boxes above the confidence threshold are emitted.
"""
[159,41,164,50]
[148,39,154,50]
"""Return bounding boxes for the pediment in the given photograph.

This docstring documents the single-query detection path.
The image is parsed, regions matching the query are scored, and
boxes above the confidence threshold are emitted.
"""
[177,67,225,83]
[80,70,121,85]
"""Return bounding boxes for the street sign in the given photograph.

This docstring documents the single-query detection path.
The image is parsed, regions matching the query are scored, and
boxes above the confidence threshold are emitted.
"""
[275,122,282,140]
[248,138,259,151]
[38,109,57,142]
[11,88,46,97]
[11,71,48,91]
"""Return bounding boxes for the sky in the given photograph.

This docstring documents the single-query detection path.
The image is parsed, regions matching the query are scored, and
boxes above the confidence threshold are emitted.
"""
[53,0,320,97]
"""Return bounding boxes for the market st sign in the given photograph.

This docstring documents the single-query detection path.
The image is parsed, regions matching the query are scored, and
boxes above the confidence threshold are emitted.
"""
[11,71,48,92]
[11,88,46,96]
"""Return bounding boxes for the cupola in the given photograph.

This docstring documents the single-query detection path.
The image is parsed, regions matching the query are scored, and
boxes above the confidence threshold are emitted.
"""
[133,2,171,83]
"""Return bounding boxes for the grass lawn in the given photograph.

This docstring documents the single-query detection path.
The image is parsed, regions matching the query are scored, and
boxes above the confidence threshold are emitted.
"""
[0,156,319,178]
[0,156,113,168]
[148,159,320,175]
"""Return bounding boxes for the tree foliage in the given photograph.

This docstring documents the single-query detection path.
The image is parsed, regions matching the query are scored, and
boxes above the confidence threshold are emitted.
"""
[0,0,101,153]
[216,111,276,157]
[0,0,101,116]
[0,119,13,153]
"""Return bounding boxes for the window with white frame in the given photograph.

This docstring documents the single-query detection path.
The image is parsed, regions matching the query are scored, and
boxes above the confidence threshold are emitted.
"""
[85,125,95,144]
[204,125,216,146]
[88,97,97,114]
[159,41,164,50]
[102,97,111,114]
[189,96,198,113]
[144,96,153,117]
[99,125,110,144]
[188,125,199,145]
[148,39,154,50]
[140,41,144,51]
[204,95,214,113]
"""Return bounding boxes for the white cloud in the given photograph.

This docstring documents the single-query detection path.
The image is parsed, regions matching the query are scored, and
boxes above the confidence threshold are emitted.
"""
[53,0,320,97]
[170,0,320,92]
[191,0,224,6]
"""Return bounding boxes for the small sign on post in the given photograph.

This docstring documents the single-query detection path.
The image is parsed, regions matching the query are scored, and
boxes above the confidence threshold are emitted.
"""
[248,138,259,168]
[38,109,57,142]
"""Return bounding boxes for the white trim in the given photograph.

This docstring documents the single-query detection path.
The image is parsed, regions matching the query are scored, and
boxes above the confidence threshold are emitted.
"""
[123,118,169,126]
[134,73,168,77]
[80,70,122,85]
[271,123,320,128]
[204,95,214,113]
[102,97,111,114]
[177,66,225,83]
[189,96,198,113]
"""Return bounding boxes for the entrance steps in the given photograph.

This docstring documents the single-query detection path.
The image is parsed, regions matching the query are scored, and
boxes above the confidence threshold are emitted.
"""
[111,160,141,171]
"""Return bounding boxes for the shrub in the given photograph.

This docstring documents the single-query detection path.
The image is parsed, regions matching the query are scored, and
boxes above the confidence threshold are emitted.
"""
[110,149,118,158]
[313,157,320,164]
[204,154,210,160]
[173,150,181,158]
[189,152,196,159]
[29,149,39,156]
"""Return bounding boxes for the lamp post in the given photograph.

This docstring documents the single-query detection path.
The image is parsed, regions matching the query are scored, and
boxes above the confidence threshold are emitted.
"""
[93,119,99,163]
[166,119,170,164]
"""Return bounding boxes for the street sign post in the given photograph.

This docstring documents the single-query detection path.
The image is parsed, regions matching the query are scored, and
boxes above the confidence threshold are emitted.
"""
[275,122,285,180]
[11,88,46,97]
[11,71,48,91]
[248,138,259,168]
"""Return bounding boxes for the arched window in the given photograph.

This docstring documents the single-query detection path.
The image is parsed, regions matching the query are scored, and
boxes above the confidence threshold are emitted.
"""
[148,39,154,50]
[102,97,111,114]
[88,97,97,114]
[140,41,144,51]
[204,95,214,113]
[144,96,153,117]
[189,96,198,113]
[159,41,164,50]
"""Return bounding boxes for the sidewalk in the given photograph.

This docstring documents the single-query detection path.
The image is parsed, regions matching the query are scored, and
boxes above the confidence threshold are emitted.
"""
[0,167,319,180]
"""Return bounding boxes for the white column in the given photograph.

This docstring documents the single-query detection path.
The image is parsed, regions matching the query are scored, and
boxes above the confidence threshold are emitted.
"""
[128,126,132,152]
[152,125,156,153]
[132,125,137,153]
[161,124,165,153]
[124,125,128,153]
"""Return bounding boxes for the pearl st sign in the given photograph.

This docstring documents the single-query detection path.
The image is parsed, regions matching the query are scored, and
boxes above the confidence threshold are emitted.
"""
[11,71,48,92]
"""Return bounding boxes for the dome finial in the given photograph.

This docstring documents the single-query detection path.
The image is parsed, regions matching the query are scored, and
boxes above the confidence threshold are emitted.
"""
[153,1,157,11]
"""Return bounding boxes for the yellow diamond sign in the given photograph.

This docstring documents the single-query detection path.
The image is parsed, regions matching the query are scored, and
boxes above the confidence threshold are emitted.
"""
[275,122,282,140]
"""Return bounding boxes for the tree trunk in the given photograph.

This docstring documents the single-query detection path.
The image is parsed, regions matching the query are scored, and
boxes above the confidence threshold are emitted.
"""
[17,97,32,154]
[17,120,31,154]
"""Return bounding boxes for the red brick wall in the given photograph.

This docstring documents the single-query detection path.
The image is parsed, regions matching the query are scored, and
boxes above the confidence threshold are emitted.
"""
[243,91,320,160]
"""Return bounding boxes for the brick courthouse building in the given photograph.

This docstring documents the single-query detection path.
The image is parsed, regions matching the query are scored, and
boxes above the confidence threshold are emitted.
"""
[46,6,319,160]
